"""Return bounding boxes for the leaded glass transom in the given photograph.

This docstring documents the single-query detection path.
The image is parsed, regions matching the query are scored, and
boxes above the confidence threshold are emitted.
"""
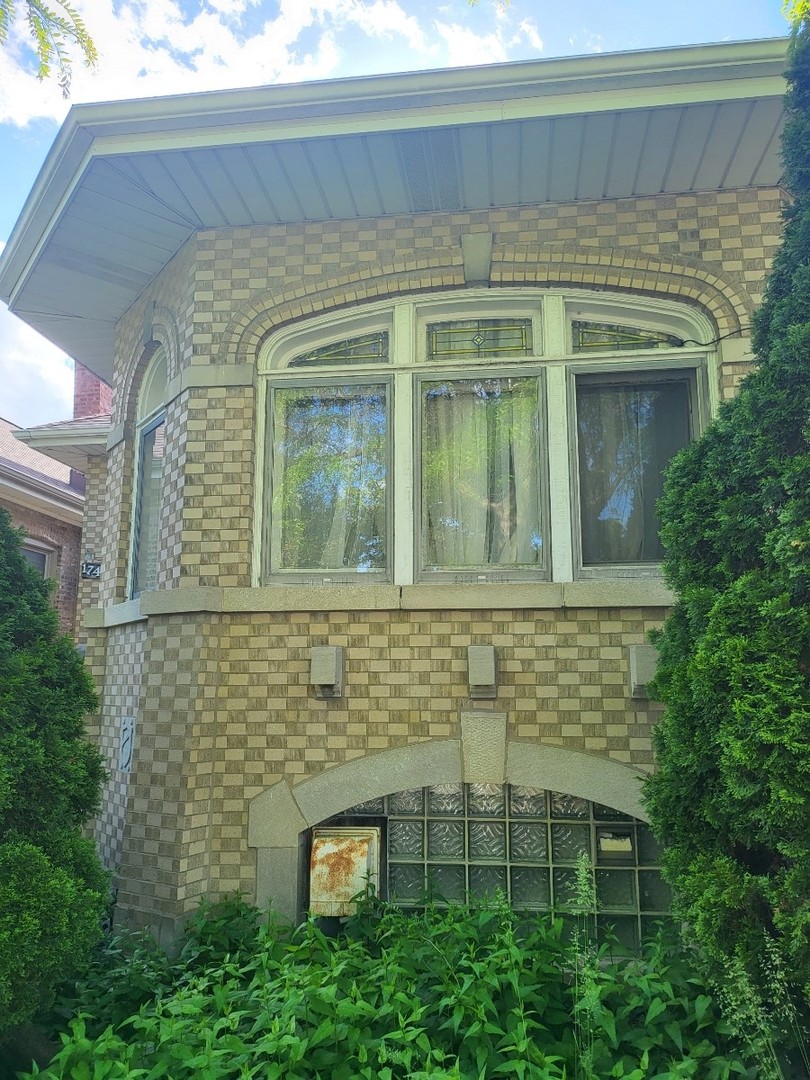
[290,331,390,367]
[427,319,533,360]
[572,320,683,352]
[330,782,670,949]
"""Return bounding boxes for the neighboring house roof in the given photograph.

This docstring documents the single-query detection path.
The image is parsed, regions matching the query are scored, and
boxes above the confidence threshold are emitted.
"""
[0,38,788,384]
[12,414,112,473]
[0,416,84,524]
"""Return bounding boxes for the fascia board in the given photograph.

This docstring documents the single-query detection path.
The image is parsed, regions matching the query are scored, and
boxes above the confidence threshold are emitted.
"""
[0,37,789,309]
[0,466,84,525]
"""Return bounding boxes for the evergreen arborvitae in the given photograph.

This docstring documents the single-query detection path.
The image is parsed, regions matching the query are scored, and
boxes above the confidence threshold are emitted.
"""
[0,507,107,1034]
[643,20,810,1004]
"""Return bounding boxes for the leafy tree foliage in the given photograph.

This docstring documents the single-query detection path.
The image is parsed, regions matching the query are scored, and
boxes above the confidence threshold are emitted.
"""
[0,0,96,95]
[0,507,107,1035]
[644,17,810,1002]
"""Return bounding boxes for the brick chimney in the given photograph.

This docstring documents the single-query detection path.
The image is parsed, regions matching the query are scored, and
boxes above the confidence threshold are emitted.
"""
[70,363,112,491]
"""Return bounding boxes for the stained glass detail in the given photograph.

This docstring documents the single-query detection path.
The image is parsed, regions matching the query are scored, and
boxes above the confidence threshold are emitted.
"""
[468,784,505,817]
[511,867,550,909]
[389,820,424,858]
[509,786,547,816]
[428,319,533,360]
[510,822,548,863]
[639,870,671,912]
[469,821,506,860]
[550,792,589,819]
[429,864,466,903]
[429,784,464,816]
[389,863,424,903]
[596,870,637,911]
[470,865,507,898]
[551,824,590,863]
[428,821,465,859]
[572,321,683,352]
[291,331,389,367]
[389,789,424,815]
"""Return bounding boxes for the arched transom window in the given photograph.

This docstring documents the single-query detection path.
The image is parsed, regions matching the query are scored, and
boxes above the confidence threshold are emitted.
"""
[259,291,712,585]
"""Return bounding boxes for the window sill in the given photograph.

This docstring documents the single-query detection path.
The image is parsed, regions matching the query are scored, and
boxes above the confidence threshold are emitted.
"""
[84,579,674,625]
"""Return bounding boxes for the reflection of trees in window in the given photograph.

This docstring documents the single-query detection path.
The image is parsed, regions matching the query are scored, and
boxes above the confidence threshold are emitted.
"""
[421,377,543,570]
[131,418,166,595]
[272,385,387,572]
[577,380,690,564]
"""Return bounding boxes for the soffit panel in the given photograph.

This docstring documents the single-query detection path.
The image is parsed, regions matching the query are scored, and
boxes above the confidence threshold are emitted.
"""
[3,90,785,377]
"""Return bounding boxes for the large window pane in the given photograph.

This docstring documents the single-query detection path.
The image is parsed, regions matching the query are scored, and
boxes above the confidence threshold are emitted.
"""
[577,379,690,565]
[131,418,166,596]
[271,384,387,573]
[420,376,543,572]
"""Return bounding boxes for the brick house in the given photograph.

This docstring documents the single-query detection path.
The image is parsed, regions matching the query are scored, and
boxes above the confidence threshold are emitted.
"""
[0,38,787,943]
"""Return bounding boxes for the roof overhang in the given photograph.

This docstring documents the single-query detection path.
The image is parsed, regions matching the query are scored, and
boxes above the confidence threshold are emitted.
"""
[0,37,789,383]
[13,417,111,472]
[0,460,84,525]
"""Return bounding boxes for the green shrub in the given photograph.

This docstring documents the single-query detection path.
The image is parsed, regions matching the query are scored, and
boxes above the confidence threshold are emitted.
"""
[0,508,107,1037]
[24,897,758,1080]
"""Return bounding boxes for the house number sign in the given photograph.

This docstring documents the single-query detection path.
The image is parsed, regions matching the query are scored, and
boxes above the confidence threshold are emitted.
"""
[81,561,102,579]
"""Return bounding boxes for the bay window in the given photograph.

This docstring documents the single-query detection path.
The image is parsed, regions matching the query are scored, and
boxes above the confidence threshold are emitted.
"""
[419,375,545,574]
[130,348,167,599]
[261,292,710,586]
[269,383,389,576]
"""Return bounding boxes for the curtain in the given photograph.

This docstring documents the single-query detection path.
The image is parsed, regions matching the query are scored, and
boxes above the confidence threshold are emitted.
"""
[577,380,690,564]
[421,377,542,570]
[272,384,387,572]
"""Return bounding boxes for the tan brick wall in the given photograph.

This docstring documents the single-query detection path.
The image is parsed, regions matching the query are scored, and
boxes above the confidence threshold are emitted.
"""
[97,189,780,928]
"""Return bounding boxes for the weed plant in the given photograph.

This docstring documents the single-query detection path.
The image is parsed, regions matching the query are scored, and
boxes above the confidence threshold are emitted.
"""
[20,893,763,1080]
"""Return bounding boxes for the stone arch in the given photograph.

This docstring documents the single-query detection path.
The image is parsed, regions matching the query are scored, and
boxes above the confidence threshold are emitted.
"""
[492,243,754,338]
[116,304,182,426]
[248,729,649,919]
[216,258,464,366]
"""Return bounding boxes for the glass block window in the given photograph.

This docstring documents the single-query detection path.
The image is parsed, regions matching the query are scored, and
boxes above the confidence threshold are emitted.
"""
[427,319,533,360]
[572,321,683,352]
[329,783,670,948]
[290,332,389,367]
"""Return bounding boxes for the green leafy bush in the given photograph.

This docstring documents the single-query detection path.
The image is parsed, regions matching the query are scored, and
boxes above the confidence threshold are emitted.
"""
[24,896,757,1080]
[643,14,810,1022]
[0,508,107,1037]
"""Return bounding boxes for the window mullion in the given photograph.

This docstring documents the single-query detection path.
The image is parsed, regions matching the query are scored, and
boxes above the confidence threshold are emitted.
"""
[545,364,574,582]
[393,370,414,586]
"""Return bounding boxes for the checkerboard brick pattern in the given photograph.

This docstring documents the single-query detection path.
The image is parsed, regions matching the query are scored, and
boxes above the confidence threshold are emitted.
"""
[90,188,780,931]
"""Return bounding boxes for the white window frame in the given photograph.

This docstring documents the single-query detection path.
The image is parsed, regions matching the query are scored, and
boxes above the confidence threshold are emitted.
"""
[21,537,57,579]
[257,290,715,588]
[128,349,167,600]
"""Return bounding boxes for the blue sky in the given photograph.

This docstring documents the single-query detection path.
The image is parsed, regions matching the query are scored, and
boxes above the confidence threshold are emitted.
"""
[0,0,791,426]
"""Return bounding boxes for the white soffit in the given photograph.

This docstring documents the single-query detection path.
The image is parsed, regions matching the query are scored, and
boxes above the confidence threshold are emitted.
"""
[0,38,788,382]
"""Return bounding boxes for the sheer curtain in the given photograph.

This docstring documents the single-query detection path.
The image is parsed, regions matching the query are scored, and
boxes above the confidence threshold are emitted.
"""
[271,384,387,573]
[421,377,542,571]
[577,380,690,564]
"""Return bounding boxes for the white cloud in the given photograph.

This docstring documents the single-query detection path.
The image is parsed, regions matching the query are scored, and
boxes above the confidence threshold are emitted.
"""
[433,21,509,66]
[0,305,74,427]
[0,0,443,127]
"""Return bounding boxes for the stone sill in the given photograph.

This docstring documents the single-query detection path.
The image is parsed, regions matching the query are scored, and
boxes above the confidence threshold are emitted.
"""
[85,579,674,627]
